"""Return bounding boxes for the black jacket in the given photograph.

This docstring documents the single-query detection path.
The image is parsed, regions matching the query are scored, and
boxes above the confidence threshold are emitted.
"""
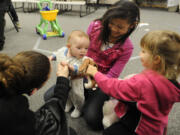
[0,77,70,135]
[35,77,70,135]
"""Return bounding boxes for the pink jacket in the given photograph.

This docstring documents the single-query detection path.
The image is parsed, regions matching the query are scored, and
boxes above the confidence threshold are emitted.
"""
[95,70,180,135]
[86,20,133,78]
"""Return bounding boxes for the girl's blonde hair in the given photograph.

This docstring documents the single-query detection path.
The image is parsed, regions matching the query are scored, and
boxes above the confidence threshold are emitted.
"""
[140,30,180,80]
[67,30,89,45]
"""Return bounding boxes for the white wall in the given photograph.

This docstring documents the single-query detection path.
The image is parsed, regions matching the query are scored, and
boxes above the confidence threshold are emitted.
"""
[167,0,179,7]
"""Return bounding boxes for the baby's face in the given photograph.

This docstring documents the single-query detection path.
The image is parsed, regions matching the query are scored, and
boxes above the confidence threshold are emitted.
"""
[69,37,89,59]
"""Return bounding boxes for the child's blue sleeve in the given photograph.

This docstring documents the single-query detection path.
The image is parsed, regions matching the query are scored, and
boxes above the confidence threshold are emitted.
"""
[74,65,78,74]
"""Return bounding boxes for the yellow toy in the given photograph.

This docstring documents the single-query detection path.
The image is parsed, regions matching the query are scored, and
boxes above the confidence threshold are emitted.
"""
[36,0,65,40]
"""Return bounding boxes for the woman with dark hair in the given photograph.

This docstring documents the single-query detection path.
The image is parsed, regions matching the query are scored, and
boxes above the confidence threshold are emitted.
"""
[83,0,140,130]
[0,51,77,135]
[13,51,51,93]
[13,51,77,135]
[0,53,33,135]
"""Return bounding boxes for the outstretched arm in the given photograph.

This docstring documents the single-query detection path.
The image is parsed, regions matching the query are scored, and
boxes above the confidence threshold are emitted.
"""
[86,65,140,101]
[53,62,70,109]
[35,62,71,135]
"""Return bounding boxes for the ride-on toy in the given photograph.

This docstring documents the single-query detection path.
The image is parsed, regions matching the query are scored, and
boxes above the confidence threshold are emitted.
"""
[36,0,65,40]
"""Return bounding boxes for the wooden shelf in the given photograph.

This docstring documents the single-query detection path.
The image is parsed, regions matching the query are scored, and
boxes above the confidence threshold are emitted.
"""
[139,2,167,8]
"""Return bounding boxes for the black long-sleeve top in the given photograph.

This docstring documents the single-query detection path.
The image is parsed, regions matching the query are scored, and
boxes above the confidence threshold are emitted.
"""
[0,77,71,135]
[35,77,71,135]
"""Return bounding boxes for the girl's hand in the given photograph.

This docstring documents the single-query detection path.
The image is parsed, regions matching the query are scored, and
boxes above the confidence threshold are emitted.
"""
[56,61,69,78]
[86,65,98,77]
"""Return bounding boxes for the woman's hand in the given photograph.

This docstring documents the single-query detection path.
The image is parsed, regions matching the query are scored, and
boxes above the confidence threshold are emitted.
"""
[56,61,69,78]
[68,64,75,72]
[86,65,98,77]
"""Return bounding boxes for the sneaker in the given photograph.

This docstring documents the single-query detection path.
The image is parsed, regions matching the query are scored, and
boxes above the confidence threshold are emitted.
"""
[65,103,72,113]
[15,21,21,29]
[70,108,81,118]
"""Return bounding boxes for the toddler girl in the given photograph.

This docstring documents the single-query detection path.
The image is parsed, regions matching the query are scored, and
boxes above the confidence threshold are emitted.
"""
[86,30,180,135]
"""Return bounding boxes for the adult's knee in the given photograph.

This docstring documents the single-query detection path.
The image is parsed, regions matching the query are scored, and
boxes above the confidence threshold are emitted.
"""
[83,89,109,130]
[83,110,103,130]
[83,106,98,122]
[83,102,104,130]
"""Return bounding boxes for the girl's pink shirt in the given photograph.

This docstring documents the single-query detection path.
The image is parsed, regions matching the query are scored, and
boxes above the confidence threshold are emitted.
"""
[94,70,180,135]
[87,21,133,78]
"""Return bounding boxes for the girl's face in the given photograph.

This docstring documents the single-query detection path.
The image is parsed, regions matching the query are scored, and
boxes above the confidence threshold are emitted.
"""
[139,47,153,70]
[108,18,131,39]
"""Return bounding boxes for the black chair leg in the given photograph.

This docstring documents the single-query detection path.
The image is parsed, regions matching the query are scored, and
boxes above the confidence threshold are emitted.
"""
[7,11,19,32]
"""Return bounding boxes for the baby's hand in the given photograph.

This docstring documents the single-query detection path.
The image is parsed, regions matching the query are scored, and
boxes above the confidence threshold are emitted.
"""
[49,54,56,61]
[48,55,54,61]
[61,62,75,73]
[61,61,68,66]
[68,64,75,71]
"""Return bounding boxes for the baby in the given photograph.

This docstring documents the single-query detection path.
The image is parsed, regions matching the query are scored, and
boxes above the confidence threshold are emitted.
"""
[49,30,90,118]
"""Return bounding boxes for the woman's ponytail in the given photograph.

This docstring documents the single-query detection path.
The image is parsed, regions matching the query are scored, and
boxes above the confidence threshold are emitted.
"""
[0,54,24,97]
